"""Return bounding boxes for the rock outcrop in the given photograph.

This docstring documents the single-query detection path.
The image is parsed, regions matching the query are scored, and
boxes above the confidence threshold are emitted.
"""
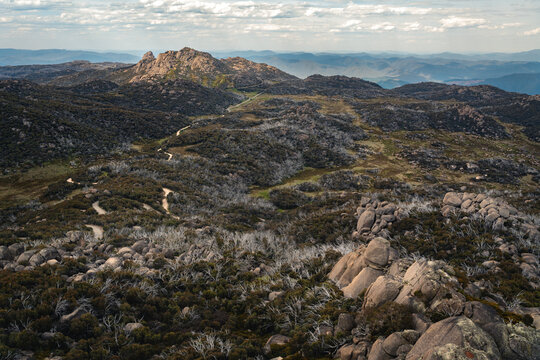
[122,47,297,88]
[406,316,500,360]
[441,191,537,238]
[332,197,540,360]
[354,197,405,239]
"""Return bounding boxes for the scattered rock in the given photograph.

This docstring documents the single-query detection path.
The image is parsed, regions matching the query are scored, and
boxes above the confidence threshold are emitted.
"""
[60,306,88,323]
[264,334,290,355]
[124,323,143,332]
[335,313,355,334]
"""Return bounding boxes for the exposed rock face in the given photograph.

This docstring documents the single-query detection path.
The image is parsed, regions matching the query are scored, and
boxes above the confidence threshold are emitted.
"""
[363,237,391,268]
[394,259,461,314]
[330,237,396,299]
[363,275,402,310]
[343,267,383,299]
[406,316,501,360]
[123,47,296,88]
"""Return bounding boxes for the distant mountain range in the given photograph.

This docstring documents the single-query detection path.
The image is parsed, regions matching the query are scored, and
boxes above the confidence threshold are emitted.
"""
[0,48,140,65]
[1,48,540,94]
[213,50,540,94]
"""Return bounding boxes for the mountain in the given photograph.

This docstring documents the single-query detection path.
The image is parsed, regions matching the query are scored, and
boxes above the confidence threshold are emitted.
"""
[480,73,540,95]
[0,48,139,65]
[114,47,297,89]
[214,50,540,94]
[393,82,540,141]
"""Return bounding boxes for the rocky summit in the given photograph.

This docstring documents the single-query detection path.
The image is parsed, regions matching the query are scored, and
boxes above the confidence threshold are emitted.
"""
[113,47,297,89]
[0,47,539,360]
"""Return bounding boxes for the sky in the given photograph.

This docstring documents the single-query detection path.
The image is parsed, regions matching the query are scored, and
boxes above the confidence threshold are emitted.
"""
[0,0,539,54]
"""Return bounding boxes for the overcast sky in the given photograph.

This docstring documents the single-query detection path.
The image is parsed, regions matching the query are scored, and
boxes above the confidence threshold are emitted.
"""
[0,0,539,54]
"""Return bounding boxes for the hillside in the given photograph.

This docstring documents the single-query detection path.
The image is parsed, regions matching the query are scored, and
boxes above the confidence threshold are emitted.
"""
[0,79,240,168]
[0,61,130,84]
[481,73,540,95]
[0,51,539,360]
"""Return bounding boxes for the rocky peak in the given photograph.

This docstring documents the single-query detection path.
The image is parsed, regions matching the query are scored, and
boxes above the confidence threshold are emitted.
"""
[141,51,155,62]
[122,47,296,88]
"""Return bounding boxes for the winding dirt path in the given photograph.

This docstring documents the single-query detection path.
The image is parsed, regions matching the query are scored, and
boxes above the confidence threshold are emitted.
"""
[176,125,191,136]
[227,92,262,112]
[162,188,180,219]
[85,224,104,239]
[92,201,107,215]
[162,188,172,213]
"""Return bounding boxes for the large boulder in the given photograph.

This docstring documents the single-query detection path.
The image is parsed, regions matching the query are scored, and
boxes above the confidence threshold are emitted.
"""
[363,275,402,310]
[334,249,367,287]
[338,342,369,360]
[357,210,376,231]
[364,237,390,268]
[368,338,392,360]
[17,250,36,264]
[382,332,409,357]
[443,192,463,207]
[394,260,458,312]
[102,257,123,269]
[342,267,383,299]
[406,316,500,360]
[335,313,355,335]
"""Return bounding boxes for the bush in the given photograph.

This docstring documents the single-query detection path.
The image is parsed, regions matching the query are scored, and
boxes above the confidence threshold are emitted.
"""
[356,302,414,339]
[269,189,309,209]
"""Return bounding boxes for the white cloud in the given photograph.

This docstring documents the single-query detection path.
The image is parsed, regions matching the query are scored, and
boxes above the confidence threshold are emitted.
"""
[524,27,540,36]
[440,16,486,29]
[403,22,421,31]
[1,1,538,52]
[370,22,395,31]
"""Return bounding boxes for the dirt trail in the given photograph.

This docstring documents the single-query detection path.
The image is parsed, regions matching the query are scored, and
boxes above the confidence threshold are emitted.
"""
[162,188,172,213]
[227,92,262,112]
[162,188,180,219]
[176,125,191,136]
[85,224,104,239]
[92,201,107,215]
[143,203,156,212]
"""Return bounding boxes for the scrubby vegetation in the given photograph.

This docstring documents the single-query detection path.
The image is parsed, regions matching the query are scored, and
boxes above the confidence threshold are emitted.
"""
[1,60,539,359]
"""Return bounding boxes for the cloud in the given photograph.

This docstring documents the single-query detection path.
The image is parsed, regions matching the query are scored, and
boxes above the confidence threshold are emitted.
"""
[524,27,540,36]
[370,22,395,31]
[440,16,486,29]
[0,0,538,52]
